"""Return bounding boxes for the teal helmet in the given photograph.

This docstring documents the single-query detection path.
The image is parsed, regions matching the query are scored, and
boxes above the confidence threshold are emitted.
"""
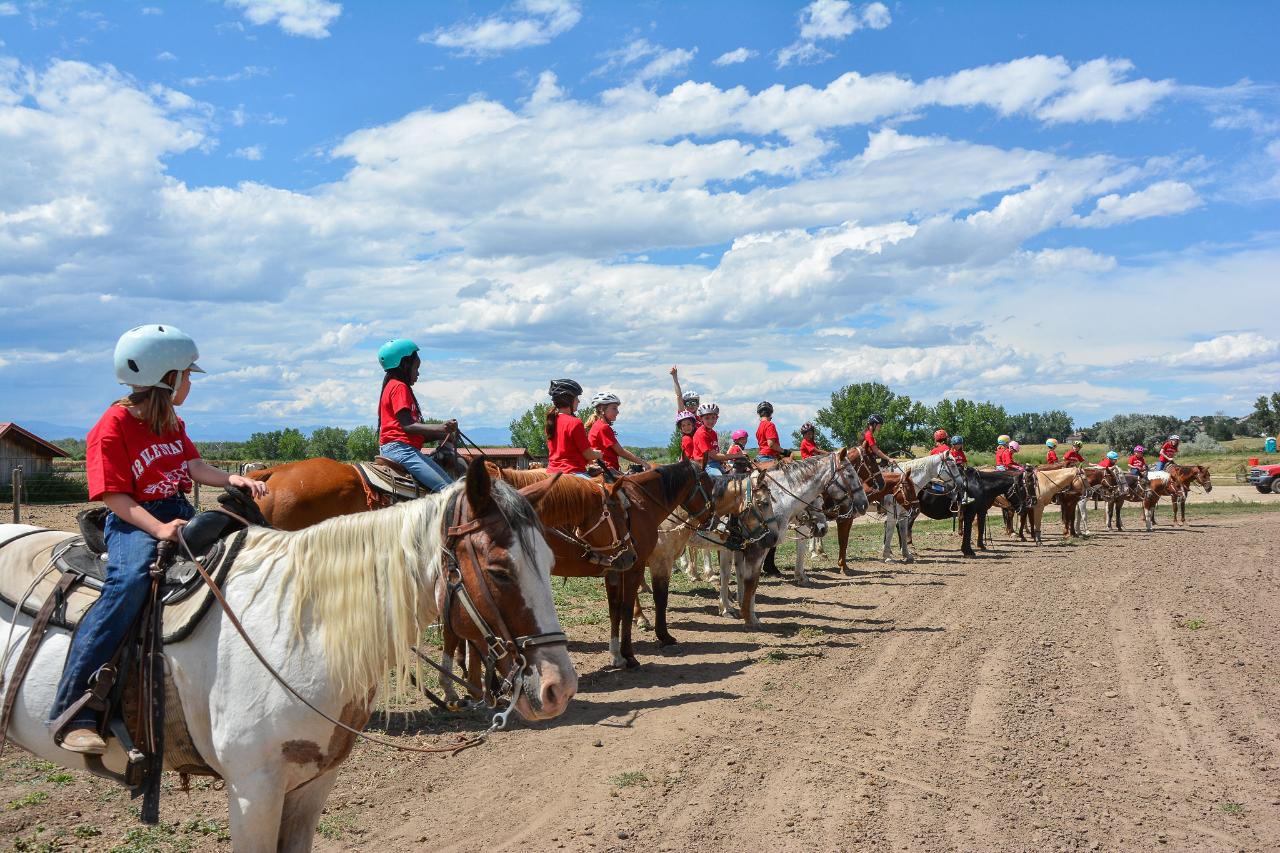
[377,339,419,371]
[1107,450,1119,460]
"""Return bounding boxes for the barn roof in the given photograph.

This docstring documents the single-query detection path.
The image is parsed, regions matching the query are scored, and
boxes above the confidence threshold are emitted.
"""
[457,447,530,459]
[0,423,70,459]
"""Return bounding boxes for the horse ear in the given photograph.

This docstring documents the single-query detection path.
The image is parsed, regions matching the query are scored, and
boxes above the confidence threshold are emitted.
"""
[517,472,562,509]
[465,457,493,516]
[838,447,848,462]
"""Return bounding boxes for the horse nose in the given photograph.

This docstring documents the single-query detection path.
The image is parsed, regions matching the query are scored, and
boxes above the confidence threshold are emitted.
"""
[539,665,577,717]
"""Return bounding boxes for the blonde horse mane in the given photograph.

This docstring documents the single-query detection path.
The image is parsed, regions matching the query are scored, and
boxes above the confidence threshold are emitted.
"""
[235,482,458,701]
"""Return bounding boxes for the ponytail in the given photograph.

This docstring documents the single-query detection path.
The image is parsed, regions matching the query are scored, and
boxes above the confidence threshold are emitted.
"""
[545,393,575,439]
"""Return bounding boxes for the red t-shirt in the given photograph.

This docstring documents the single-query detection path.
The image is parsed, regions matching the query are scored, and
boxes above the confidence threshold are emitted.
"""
[863,428,877,447]
[691,425,719,463]
[949,448,968,466]
[587,419,620,470]
[994,446,1013,466]
[680,433,695,460]
[86,405,200,503]
[931,443,951,457]
[1128,453,1147,470]
[547,413,591,474]
[1159,441,1177,461]
[379,379,423,449]
[1063,449,1084,463]
[1045,449,1059,464]
[800,438,818,459]
[727,443,746,456]
[1097,457,1114,468]
[756,420,780,457]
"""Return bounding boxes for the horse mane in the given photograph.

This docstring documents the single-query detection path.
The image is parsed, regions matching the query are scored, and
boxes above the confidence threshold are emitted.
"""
[235,478,537,703]
[489,464,606,528]
[766,454,827,490]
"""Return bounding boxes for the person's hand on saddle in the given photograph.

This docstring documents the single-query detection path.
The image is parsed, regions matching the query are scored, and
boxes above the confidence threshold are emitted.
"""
[154,518,189,543]
[227,473,269,499]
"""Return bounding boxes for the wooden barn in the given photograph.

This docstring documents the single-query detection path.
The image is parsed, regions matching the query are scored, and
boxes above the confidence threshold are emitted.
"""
[456,447,533,470]
[0,423,70,487]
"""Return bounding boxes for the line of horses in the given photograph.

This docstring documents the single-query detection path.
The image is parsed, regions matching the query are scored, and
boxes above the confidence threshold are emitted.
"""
[0,447,1213,850]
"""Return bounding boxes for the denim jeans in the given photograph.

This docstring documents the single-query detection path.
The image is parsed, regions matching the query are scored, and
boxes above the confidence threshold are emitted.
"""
[379,441,453,492]
[1155,460,1168,471]
[48,495,194,729]
[705,462,725,477]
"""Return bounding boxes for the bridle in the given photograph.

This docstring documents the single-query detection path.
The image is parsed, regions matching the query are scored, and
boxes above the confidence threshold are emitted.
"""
[437,491,568,731]
[541,481,635,570]
[822,454,868,521]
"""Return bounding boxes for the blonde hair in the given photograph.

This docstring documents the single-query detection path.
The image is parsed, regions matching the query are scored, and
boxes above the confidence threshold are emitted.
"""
[115,369,181,435]
[234,485,455,702]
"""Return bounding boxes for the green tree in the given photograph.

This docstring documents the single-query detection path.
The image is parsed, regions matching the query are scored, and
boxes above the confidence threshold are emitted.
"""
[243,430,282,460]
[1089,414,1183,450]
[307,426,349,460]
[1251,393,1280,434]
[346,425,378,461]
[815,382,928,454]
[789,426,835,451]
[929,398,1010,451]
[1006,410,1074,444]
[277,427,308,460]
[510,404,553,456]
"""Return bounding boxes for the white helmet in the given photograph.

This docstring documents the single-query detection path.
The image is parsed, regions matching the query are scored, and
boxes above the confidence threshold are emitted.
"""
[696,403,719,417]
[591,392,621,408]
[1169,434,1180,441]
[113,324,203,389]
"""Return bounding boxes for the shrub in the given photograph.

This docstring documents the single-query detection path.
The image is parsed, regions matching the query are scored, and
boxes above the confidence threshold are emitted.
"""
[1186,432,1226,454]
[1,471,89,503]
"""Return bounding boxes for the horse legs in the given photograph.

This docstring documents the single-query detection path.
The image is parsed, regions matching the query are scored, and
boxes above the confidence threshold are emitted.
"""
[961,507,976,557]
[1001,506,1014,537]
[616,568,642,668]
[794,538,810,586]
[651,564,677,647]
[881,511,896,562]
[737,551,762,628]
[605,575,627,668]
[278,769,340,853]
[225,770,287,853]
[1031,506,1044,545]
[718,549,739,619]
[836,517,852,574]
[897,514,914,563]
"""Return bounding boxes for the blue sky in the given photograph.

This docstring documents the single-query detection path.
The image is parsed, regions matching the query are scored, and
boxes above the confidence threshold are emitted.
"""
[1,0,1278,443]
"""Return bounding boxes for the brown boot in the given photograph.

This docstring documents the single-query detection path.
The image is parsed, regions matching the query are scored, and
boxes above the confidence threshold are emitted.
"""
[60,727,107,755]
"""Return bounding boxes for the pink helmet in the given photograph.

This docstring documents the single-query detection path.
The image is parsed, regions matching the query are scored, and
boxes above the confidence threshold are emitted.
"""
[675,410,696,425]
[1134,445,1146,454]
[730,429,748,441]
[1008,440,1021,452]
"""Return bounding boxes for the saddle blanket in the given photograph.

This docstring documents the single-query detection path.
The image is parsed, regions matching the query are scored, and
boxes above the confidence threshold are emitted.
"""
[354,460,425,503]
[1147,471,1171,484]
[0,526,245,644]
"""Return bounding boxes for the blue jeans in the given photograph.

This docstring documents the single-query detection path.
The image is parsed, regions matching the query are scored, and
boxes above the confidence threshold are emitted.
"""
[706,462,725,477]
[379,441,453,493]
[1155,460,1168,471]
[49,495,194,729]
[756,455,775,463]
[1130,467,1144,476]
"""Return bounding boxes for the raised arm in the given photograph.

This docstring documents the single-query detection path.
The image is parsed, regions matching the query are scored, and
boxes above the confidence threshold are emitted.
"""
[670,365,685,412]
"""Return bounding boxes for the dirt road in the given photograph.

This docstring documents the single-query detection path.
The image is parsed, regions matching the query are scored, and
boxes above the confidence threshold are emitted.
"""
[3,510,1278,851]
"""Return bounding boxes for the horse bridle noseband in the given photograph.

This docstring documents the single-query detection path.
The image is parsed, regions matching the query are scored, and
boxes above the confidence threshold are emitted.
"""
[822,455,867,521]
[542,481,635,570]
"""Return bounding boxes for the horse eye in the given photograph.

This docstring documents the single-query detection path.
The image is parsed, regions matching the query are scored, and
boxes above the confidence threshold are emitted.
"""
[487,564,514,582]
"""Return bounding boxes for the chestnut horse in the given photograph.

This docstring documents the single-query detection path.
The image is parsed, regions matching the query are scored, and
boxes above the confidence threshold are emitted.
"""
[490,462,716,668]
[1144,463,1212,526]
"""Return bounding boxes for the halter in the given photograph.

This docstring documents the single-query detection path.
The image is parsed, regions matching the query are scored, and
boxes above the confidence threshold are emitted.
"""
[542,481,635,570]
[439,492,568,730]
[821,454,867,521]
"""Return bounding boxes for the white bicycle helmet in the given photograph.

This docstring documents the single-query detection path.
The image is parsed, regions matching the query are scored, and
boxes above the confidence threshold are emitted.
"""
[591,392,621,408]
[696,403,719,417]
[113,324,203,389]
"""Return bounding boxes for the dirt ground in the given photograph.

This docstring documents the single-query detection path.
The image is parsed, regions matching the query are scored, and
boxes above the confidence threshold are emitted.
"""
[3,504,1279,852]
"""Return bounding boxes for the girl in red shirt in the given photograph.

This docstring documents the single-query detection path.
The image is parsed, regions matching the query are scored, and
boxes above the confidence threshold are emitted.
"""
[1129,446,1148,476]
[994,434,1013,468]
[864,414,895,466]
[376,339,459,492]
[1044,438,1059,464]
[799,422,825,459]
[1062,440,1085,464]
[931,429,951,457]
[948,435,969,467]
[585,392,652,474]
[50,325,268,756]
[755,401,783,462]
[676,410,697,460]
[546,378,601,475]
[692,403,731,476]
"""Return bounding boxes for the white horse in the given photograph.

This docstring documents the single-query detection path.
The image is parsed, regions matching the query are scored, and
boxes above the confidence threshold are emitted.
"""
[720,454,846,626]
[791,450,869,584]
[0,465,575,852]
[885,453,965,563]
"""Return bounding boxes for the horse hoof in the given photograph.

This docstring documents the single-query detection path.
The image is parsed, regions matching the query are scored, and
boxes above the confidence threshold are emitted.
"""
[721,608,740,620]
[657,634,678,648]
[961,551,976,558]
[611,656,626,669]
[903,557,915,564]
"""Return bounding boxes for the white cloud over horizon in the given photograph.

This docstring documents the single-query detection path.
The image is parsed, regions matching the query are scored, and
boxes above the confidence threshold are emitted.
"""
[779,0,891,68]
[423,0,581,56]
[0,47,1275,437]
[225,0,342,39]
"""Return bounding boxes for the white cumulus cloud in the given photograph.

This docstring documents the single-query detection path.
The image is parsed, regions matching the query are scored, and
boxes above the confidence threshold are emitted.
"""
[779,0,891,68]
[424,0,581,56]
[232,145,264,160]
[1162,332,1280,371]
[1070,180,1202,227]
[713,47,756,67]
[225,0,342,39]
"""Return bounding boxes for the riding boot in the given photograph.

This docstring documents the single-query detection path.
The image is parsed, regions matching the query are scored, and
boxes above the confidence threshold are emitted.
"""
[761,547,781,577]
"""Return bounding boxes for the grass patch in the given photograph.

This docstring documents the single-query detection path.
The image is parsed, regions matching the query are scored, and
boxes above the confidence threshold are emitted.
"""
[44,770,75,787]
[11,834,59,853]
[181,817,231,841]
[1221,802,1244,816]
[762,649,789,664]
[1184,618,1206,630]
[74,824,104,838]
[611,770,649,789]
[796,626,827,639]
[315,810,358,841]
[7,790,50,809]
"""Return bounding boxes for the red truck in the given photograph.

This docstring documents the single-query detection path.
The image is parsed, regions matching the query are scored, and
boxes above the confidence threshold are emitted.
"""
[1246,463,1280,493]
